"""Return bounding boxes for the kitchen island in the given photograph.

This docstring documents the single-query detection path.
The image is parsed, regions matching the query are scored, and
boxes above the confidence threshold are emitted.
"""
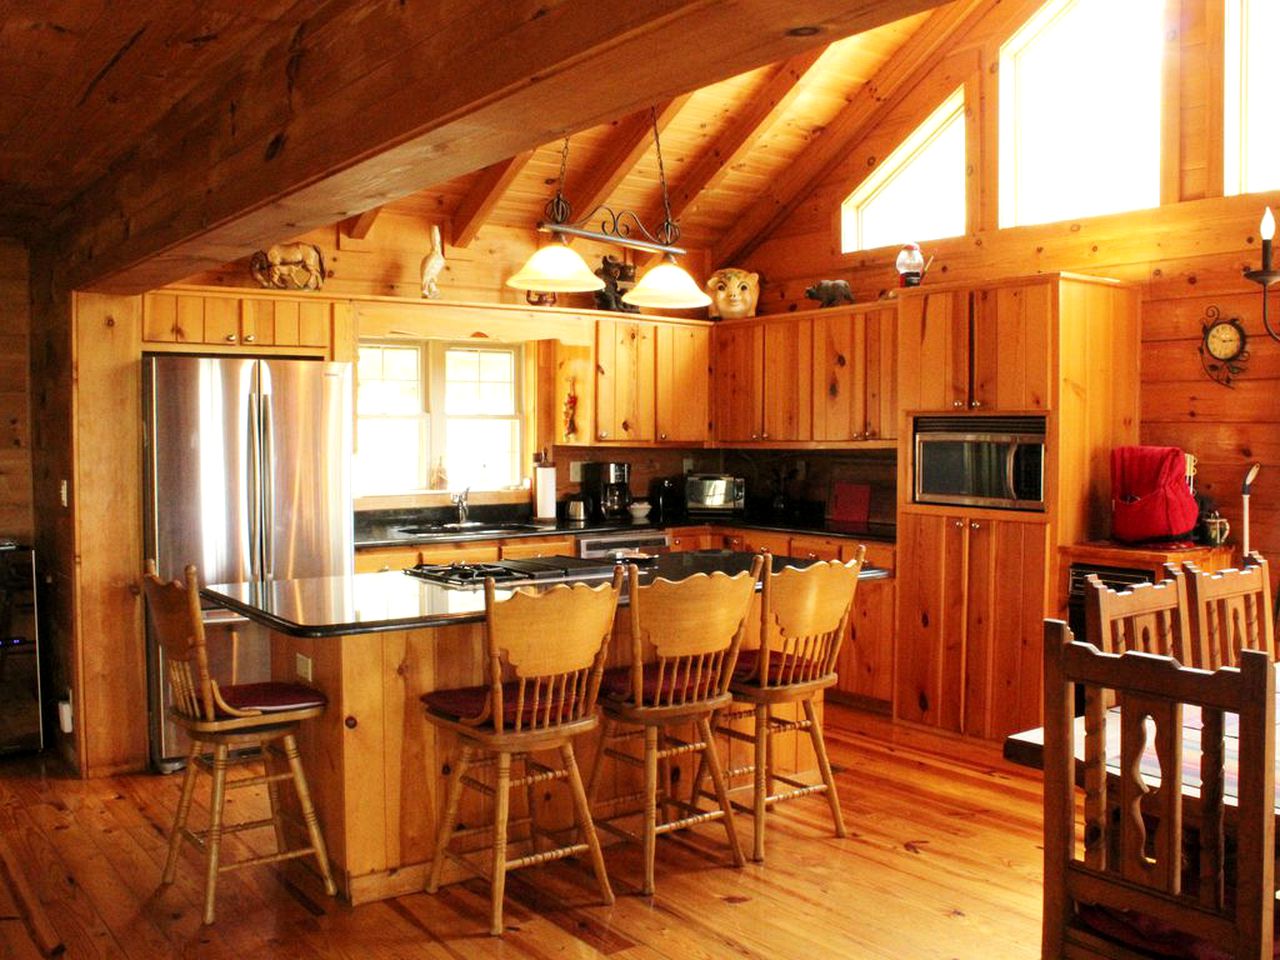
[202,552,888,903]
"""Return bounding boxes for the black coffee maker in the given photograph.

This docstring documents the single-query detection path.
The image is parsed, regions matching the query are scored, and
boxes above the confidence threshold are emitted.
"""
[648,476,684,523]
[581,461,632,519]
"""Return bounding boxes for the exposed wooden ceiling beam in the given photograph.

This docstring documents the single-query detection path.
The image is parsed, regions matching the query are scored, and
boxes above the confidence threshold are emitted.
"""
[569,97,690,225]
[451,150,535,248]
[343,207,382,240]
[43,0,948,293]
[670,48,826,223]
[713,0,993,268]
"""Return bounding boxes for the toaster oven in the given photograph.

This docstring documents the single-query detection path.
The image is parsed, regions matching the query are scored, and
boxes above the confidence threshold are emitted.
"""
[685,474,745,514]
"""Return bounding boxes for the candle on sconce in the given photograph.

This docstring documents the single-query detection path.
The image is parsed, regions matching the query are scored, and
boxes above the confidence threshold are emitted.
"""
[1262,206,1275,273]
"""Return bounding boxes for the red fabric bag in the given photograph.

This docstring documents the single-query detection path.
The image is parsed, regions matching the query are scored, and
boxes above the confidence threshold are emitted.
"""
[1110,446,1199,543]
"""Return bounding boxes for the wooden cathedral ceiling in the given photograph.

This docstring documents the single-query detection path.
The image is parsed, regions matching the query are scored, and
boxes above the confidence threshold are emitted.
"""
[406,0,989,268]
[0,0,959,292]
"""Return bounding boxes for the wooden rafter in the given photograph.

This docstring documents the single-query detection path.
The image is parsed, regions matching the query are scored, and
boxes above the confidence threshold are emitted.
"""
[452,150,535,248]
[343,207,382,240]
[669,47,826,223]
[713,0,994,268]
[44,0,949,292]
[570,97,691,224]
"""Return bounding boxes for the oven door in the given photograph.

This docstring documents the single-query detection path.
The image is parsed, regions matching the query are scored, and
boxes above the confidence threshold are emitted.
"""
[577,530,672,559]
[914,432,1044,510]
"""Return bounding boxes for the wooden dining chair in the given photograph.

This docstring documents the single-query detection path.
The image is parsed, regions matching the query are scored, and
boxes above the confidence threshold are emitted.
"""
[585,557,762,895]
[1182,552,1275,670]
[422,571,622,935]
[694,549,864,862]
[141,561,337,925]
[1083,567,1192,663]
[1042,619,1275,959]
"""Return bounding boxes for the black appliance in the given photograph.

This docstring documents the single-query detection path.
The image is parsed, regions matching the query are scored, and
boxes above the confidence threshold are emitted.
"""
[648,476,684,523]
[580,461,632,519]
[404,556,618,589]
[0,547,41,753]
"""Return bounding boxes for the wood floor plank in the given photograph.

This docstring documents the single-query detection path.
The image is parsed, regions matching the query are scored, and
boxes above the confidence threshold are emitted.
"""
[0,705,1048,958]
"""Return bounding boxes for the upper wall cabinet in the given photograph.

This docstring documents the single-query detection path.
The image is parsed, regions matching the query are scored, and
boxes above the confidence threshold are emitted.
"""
[654,323,710,443]
[713,315,812,443]
[897,281,1052,413]
[143,291,336,353]
[595,318,656,443]
[812,305,897,442]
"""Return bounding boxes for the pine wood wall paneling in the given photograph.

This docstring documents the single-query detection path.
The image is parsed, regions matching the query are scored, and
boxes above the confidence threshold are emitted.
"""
[0,241,32,541]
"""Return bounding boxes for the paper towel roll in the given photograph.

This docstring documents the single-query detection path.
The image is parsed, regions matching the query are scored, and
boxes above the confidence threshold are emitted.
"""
[535,465,557,520]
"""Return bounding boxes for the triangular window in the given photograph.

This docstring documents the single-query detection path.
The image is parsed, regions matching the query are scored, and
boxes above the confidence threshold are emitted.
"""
[840,86,967,253]
[1224,0,1280,196]
[998,0,1164,227]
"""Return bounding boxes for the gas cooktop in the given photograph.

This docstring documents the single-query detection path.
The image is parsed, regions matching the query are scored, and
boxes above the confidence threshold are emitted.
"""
[403,556,618,589]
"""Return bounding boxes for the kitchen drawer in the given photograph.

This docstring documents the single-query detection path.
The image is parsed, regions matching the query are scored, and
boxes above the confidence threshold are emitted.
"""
[355,545,422,573]
[499,537,576,560]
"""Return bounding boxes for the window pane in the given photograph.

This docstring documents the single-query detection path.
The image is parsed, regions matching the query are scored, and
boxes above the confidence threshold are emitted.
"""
[382,347,420,381]
[359,379,420,415]
[445,349,479,382]
[841,87,966,252]
[479,351,513,383]
[357,347,383,381]
[445,419,519,490]
[999,0,1163,227]
[1225,0,1280,195]
[445,381,480,413]
[476,381,514,415]
[354,418,424,494]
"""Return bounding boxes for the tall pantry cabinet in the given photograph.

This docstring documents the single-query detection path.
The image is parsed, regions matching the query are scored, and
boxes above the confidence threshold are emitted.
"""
[894,274,1140,740]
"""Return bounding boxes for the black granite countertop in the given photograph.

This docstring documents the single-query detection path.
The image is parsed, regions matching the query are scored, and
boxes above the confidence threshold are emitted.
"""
[355,513,896,548]
[202,551,891,638]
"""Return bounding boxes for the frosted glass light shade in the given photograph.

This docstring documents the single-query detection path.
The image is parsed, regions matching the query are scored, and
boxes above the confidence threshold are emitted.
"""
[506,241,605,292]
[621,259,711,309]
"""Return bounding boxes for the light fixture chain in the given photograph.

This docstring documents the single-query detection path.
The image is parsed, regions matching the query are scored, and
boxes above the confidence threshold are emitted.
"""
[545,137,573,225]
[651,106,679,247]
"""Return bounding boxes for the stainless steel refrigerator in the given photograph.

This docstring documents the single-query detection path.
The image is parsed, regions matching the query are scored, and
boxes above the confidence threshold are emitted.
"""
[143,356,353,769]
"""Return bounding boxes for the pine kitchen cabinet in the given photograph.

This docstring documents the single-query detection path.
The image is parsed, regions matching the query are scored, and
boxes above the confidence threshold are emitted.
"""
[143,290,339,352]
[712,315,813,443]
[812,304,898,443]
[654,323,710,442]
[895,512,1047,738]
[894,273,1141,741]
[897,279,1054,413]
[594,318,656,443]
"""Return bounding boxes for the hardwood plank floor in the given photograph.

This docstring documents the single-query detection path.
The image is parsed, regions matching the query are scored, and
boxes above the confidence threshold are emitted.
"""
[0,706,1045,959]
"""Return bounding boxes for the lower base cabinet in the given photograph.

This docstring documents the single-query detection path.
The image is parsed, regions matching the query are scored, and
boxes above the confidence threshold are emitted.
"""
[895,511,1048,740]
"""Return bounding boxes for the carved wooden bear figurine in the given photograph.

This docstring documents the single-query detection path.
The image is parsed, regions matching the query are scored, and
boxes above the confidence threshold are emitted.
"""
[593,256,640,312]
[804,279,855,308]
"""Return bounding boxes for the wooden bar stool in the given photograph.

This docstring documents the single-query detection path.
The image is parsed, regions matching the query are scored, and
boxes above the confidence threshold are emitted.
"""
[422,571,622,936]
[694,549,863,862]
[141,561,336,925]
[586,557,762,895]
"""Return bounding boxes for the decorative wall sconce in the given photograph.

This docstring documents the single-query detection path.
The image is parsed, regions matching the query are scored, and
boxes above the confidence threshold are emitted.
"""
[1244,206,1280,341]
[507,108,711,309]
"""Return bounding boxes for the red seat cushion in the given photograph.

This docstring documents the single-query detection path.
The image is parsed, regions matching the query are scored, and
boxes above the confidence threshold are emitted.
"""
[599,664,722,706]
[217,681,326,716]
[422,682,576,729]
[731,649,827,685]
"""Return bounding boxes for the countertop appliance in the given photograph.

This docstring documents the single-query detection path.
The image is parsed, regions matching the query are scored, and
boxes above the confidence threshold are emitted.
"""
[648,476,684,523]
[143,355,353,770]
[913,415,1045,511]
[685,474,745,514]
[0,547,41,754]
[405,556,618,588]
[581,461,632,518]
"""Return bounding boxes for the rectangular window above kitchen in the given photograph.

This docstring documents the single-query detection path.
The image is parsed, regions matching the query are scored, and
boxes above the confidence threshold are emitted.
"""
[354,341,523,495]
[840,86,967,253]
[1224,0,1280,195]
[998,0,1164,227]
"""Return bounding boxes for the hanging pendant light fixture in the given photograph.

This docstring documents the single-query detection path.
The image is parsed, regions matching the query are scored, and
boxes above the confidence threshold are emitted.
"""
[506,139,604,293]
[507,108,711,309]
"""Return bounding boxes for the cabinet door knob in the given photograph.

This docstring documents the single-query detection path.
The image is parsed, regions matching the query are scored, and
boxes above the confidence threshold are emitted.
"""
[952,400,964,408]
[970,521,980,530]
[598,431,608,439]
[225,334,238,342]
[954,520,964,528]
[761,433,769,440]
[970,401,983,408]
[243,334,256,343]
[659,432,667,440]
[751,433,759,440]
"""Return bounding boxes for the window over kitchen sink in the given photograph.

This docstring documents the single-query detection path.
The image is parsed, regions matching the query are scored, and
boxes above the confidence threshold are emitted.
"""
[355,341,522,495]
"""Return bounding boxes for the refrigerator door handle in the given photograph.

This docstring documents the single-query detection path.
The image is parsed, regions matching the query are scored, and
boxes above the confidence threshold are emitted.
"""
[247,393,262,580]
[262,399,275,579]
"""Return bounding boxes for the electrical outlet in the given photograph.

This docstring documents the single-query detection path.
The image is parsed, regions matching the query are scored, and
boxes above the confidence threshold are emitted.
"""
[59,479,68,507]
[569,461,583,482]
[295,653,313,683]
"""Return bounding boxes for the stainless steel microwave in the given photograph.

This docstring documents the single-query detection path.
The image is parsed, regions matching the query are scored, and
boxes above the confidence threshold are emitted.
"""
[913,416,1045,511]
[685,474,745,514]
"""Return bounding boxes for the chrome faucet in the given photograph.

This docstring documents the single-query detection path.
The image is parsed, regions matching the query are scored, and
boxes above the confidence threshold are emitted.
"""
[451,487,470,524]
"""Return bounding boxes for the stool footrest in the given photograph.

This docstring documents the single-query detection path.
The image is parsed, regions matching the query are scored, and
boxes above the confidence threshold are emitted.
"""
[218,845,317,874]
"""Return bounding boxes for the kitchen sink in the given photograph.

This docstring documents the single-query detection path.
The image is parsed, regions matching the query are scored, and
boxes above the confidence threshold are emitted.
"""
[397,521,546,536]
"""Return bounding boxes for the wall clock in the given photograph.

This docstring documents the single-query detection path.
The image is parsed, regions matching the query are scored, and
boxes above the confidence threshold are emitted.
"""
[1198,306,1248,387]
